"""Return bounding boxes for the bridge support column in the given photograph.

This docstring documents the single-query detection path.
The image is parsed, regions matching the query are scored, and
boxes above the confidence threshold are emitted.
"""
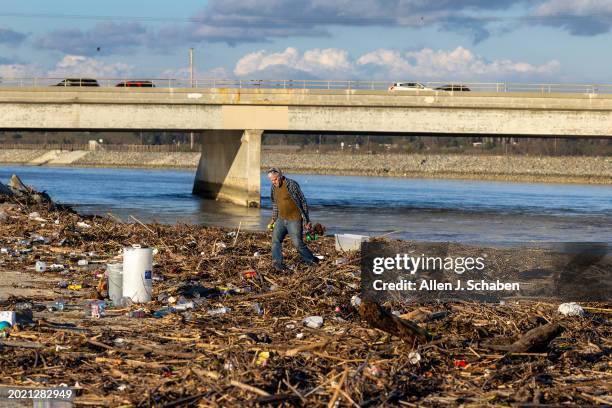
[193,129,262,207]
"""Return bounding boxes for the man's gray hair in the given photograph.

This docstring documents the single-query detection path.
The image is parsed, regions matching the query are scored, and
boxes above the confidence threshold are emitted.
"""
[267,167,282,177]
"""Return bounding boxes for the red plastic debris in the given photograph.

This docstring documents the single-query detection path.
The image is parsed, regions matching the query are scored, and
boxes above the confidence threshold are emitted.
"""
[453,359,467,368]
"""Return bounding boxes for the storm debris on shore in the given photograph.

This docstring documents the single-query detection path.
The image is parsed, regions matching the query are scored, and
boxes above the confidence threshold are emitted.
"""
[0,179,610,407]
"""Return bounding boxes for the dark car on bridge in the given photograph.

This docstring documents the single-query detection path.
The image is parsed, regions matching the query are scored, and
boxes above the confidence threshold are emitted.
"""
[435,84,471,92]
[116,80,155,87]
[54,78,99,87]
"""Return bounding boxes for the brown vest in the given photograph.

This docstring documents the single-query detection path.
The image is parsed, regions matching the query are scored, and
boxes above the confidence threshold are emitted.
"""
[275,181,301,221]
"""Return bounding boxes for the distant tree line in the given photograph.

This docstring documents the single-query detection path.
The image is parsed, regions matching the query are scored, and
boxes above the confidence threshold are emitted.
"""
[264,134,611,156]
[1,131,610,156]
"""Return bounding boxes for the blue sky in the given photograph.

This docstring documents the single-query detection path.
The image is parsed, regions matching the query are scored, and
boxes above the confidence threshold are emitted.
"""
[1,0,612,83]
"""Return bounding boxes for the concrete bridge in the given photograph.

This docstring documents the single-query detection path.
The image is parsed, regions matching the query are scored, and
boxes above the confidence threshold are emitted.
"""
[1,86,611,206]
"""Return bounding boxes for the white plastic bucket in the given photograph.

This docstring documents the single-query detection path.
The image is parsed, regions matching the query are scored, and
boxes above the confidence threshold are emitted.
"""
[334,234,369,251]
[106,263,123,306]
[122,246,153,303]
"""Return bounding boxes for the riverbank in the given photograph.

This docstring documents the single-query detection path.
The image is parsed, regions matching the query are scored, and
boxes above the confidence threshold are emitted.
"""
[1,187,610,406]
[263,152,612,184]
[0,148,610,184]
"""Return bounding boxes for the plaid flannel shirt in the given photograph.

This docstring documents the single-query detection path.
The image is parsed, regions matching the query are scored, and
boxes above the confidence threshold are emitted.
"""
[270,177,310,224]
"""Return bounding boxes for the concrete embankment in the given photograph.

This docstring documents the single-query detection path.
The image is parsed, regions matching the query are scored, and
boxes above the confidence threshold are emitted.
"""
[0,148,610,184]
[262,152,612,184]
[0,149,201,168]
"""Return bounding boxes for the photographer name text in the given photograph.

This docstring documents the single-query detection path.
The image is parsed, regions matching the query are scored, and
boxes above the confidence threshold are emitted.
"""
[372,279,520,291]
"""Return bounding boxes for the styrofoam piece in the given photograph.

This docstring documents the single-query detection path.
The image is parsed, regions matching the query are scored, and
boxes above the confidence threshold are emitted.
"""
[558,302,585,317]
[0,311,16,326]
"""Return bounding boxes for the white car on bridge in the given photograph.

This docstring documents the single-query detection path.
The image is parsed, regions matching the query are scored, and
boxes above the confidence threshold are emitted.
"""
[388,82,432,91]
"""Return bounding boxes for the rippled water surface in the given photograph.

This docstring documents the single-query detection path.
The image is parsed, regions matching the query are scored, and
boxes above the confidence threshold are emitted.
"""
[1,165,610,246]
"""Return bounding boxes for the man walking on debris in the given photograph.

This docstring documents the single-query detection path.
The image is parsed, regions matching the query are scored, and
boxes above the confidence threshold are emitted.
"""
[267,167,318,271]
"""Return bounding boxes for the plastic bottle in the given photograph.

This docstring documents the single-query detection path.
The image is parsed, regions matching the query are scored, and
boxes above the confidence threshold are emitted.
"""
[174,300,194,311]
[252,302,263,315]
[84,300,106,318]
[83,301,93,318]
[0,323,10,338]
[192,298,207,309]
[54,300,65,311]
[15,302,32,311]
[99,301,106,316]
[208,307,231,316]
[153,307,175,318]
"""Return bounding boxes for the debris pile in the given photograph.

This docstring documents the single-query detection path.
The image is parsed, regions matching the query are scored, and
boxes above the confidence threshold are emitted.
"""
[0,177,610,407]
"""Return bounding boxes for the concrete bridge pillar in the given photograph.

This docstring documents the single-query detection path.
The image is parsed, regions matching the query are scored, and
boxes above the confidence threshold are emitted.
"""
[193,129,262,207]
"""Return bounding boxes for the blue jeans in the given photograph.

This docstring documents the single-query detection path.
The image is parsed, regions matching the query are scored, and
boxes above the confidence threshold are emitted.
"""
[272,218,316,266]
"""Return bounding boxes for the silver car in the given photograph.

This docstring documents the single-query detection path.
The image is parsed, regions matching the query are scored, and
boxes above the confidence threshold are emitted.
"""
[388,82,432,91]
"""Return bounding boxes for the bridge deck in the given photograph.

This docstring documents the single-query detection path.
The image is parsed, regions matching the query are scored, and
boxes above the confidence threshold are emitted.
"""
[0,87,611,137]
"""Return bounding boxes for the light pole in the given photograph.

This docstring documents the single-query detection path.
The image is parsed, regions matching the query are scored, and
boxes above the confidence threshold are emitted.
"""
[189,48,194,88]
[189,48,194,149]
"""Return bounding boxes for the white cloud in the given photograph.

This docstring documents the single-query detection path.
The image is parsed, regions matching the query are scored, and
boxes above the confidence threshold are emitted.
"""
[0,47,562,84]
[356,49,412,78]
[233,46,560,81]
[302,48,353,72]
[358,47,560,79]
[234,47,353,77]
[47,55,134,78]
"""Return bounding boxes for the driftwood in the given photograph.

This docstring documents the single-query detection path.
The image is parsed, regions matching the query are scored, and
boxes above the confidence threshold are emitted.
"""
[9,174,28,193]
[401,308,449,323]
[0,340,44,349]
[484,322,564,353]
[0,189,609,407]
[507,322,564,353]
[358,299,432,343]
[1,174,65,211]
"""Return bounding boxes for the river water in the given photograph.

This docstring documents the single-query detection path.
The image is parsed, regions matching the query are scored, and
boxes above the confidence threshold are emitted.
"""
[1,165,610,246]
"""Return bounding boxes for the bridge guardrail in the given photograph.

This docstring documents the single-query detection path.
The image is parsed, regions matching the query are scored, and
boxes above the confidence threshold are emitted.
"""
[0,77,611,94]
